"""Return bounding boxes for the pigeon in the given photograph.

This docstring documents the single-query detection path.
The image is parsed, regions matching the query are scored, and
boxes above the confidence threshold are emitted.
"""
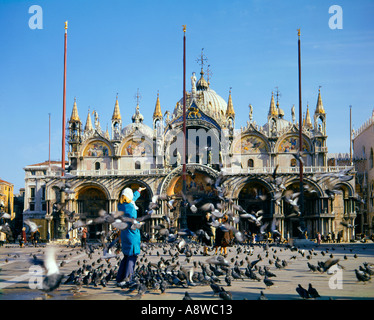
[183,291,193,300]
[307,283,320,298]
[35,246,64,293]
[296,284,309,299]
[0,223,12,236]
[24,219,40,233]
[206,255,230,266]
[0,212,11,219]
[207,281,220,296]
[263,275,274,288]
[219,287,233,300]
[258,290,268,300]
[355,269,371,283]
[321,258,340,272]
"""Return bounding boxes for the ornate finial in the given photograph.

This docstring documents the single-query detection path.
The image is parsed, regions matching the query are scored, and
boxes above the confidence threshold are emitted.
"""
[196,48,208,70]
[182,25,186,33]
[134,88,142,106]
[297,28,300,37]
[65,21,68,30]
[196,50,209,91]
[318,85,322,92]
[206,64,212,86]
[275,87,281,107]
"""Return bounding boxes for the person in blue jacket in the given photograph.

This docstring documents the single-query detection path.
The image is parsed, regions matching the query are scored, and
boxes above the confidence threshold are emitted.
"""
[116,186,146,286]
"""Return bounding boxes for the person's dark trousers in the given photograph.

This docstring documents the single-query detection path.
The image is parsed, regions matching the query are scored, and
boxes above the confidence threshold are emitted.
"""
[116,254,138,283]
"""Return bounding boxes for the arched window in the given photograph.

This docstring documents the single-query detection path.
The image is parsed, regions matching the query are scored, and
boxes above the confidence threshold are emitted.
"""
[135,161,141,170]
[95,162,100,170]
[290,158,297,167]
[370,148,374,169]
[248,159,254,168]
[328,158,336,167]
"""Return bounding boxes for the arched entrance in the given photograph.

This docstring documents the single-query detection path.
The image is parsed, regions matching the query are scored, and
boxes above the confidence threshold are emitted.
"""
[76,185,108,240]
[164,165,220,232]
[238,180,272,234]
[282,181,319,238]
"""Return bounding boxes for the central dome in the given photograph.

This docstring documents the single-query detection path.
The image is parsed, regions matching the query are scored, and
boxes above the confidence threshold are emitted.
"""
[173,70,228,125]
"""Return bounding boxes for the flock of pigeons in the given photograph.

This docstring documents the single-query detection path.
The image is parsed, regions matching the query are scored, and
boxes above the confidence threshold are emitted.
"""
[1,164,372,300]
[23,237,373,300]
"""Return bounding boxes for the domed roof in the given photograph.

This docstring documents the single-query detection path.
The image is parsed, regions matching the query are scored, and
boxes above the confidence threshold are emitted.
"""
[173,71,228,125]
[122,104,153,138]
[263,117,292,134]
[122,121,153,138]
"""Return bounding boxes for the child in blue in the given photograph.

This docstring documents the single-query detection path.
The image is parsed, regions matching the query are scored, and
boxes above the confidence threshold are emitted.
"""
[116,186,146,286]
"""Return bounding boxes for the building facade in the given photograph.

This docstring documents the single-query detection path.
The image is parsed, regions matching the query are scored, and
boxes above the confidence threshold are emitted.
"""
[23,68,357,242]
[353,109,374,237]
[0,178,14,241]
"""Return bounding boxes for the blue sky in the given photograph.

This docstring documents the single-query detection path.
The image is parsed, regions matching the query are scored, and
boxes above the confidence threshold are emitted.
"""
[0,0,373,192]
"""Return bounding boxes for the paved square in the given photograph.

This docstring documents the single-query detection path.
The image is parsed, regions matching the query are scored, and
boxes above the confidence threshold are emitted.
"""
[0,241,373,300]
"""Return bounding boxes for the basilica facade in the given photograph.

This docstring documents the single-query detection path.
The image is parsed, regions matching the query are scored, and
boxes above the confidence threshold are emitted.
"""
[23,67,357,242]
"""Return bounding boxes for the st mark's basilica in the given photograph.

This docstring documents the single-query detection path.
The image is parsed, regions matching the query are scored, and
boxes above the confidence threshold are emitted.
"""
[23,61,356,243]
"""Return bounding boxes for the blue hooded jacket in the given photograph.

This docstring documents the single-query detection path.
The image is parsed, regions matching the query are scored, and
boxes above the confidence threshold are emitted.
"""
[118,191,141,256]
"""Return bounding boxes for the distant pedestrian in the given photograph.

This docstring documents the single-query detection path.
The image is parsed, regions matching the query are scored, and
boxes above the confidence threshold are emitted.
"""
[201,212,213,256]
[215,214,233,257]
[81,227,88,248]
[33,229,40,246]
[20,227,27,247]
[317,232,321,246]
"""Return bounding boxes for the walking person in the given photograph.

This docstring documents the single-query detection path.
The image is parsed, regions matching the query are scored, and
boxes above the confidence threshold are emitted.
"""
[81,227,88,248]
[33,229,40,247]
[20,227,27,248]
[116,186,146,287]
[214,218,223,255]
[201,212,213,256]
[317,231,322,246]
[215,214,233,257]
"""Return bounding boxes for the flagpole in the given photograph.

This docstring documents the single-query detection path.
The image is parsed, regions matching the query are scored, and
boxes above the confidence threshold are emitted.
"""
[61,21,68,176]
[180,25,188,230]
[49,113,51,168]
[298,29,305,237]
[350,105,352,165]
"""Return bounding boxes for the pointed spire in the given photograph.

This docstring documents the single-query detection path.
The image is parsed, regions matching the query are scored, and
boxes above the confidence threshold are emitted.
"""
[84,108,93,131]
[112,94,121,120]
[305,104,313,128]
[268,92,278,117]
[69,97,80,122]
[153,91,162,118]
[315,87,325,114]
[105,124,110,139]
[226,88,235,117]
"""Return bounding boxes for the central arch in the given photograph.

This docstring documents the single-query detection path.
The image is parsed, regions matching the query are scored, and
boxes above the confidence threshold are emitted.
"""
[75,185,109,240]
[160,164,220,231]
[238,179,272,234]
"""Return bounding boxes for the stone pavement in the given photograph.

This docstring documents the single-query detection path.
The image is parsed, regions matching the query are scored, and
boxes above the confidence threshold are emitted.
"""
[0,240,373,301]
